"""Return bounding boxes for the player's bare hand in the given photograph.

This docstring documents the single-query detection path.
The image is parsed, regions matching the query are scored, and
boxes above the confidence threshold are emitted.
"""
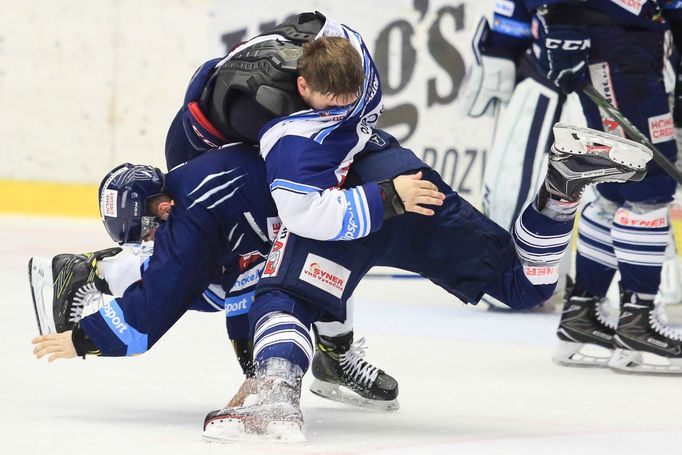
[226,377,258,407]
[393,171,445,216]
[32,331,77,362]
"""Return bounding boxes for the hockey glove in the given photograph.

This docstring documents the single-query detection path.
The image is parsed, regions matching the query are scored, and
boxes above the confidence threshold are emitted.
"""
[534,22,590,94]
[461,17,516,117]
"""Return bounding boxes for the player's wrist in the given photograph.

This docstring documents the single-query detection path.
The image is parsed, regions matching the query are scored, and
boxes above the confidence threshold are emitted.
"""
[71,324,100,359]
[379,179,406,220]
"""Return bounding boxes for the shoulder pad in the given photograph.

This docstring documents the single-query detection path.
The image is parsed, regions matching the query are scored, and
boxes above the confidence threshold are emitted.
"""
[204,40,306,141]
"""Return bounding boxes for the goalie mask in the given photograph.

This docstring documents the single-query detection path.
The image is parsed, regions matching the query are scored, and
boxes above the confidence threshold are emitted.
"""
[98,163,166,245]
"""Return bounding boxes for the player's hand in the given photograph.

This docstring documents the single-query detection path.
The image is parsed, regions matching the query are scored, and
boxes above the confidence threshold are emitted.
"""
[392,171,445,216]
[32,331,77,362]
[536,26,590,94]
[225,377,258,407]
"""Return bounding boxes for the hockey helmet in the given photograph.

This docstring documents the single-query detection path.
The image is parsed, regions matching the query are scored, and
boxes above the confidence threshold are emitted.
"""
[98,163,166,245]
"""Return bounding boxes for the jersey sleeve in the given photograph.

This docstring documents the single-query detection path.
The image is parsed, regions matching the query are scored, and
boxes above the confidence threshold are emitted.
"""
[78,211,221,357]
[264,135,384,241]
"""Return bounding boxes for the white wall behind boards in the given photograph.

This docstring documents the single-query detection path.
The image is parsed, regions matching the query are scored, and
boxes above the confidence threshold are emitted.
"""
[0,0,497,206]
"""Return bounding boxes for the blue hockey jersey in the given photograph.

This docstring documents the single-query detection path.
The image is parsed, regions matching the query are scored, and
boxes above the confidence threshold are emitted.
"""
[79,145,278,356]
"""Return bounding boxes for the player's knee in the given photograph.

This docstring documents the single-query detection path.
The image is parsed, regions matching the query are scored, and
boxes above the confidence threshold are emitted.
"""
[504,283,556,310]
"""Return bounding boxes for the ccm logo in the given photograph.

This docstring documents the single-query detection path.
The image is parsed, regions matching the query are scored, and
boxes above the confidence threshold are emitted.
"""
[545,38,590,51]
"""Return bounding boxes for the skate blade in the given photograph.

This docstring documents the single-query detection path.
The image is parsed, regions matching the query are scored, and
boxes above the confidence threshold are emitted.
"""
[553,123,652,171]
[310,379,400,411]
[28,257,56,335]
[552,340,613,368]
[202,418,306,443]
[608,348,682,375]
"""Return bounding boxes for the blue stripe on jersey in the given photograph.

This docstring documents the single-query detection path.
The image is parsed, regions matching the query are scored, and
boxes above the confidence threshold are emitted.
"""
[492,15,531,38]
[203,288,225,310]
[333,187,366,240]
[98,299,148,356]
[313,122,341,144]
[141,258,151,273]
[269,178,322,194]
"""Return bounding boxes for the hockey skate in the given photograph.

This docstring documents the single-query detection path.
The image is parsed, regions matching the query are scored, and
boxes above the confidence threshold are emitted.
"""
[542,123,652,204]
[203,358,305,443]
[553,277,615,367]
[28,248,121,334]
[609,289,682,375]
[310,332,399,411]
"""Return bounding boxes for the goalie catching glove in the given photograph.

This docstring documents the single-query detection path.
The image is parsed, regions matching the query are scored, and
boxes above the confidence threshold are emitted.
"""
[461,17,516,118]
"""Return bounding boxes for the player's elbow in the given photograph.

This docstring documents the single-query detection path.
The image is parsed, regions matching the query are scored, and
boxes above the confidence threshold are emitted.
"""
[279,211,335,240]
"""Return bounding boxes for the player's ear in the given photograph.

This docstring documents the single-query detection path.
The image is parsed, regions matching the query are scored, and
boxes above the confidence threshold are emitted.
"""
[157,200,173,220]
[297,76,308,97]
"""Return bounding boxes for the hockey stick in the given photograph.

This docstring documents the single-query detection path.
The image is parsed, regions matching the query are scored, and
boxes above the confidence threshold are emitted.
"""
[582,83,682,186]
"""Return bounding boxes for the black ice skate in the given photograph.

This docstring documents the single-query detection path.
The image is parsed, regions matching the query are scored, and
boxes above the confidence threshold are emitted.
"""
[553,277,615,367]
[203,358,305,443]
[609,289,682,375]
[28,248,121,334]
[540,123,652,206]
[310,331,399,411]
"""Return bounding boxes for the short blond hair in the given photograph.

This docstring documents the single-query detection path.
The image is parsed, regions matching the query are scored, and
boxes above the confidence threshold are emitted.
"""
[297,36,364,96]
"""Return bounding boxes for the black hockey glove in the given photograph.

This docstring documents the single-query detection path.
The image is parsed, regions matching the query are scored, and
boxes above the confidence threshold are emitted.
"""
[71,323,100,359]
[378,179,406,220]
[533,8,590,95]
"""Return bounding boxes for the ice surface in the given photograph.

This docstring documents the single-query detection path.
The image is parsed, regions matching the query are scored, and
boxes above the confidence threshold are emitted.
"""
[2,215,682,454]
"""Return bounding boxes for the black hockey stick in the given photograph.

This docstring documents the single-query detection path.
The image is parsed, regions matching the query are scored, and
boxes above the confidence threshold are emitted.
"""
[582,83,682,186]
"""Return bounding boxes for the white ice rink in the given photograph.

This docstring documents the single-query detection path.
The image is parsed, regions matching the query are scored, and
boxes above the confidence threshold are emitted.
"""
[2,214,682,455]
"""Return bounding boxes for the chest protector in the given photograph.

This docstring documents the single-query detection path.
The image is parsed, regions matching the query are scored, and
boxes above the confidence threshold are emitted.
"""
[202,12,326,142]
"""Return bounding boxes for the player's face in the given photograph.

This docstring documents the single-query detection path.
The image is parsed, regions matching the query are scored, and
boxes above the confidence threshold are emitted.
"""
[305,90,358,110]
[297,76,358,110]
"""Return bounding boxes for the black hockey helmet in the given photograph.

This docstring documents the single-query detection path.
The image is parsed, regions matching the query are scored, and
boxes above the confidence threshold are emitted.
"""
[98,163,166,245]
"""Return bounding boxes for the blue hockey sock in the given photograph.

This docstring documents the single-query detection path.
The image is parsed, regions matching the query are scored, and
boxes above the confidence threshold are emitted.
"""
[575,201,618,297]
[513,203,574,285]
[612,205,669,295]
[253,311,314,374]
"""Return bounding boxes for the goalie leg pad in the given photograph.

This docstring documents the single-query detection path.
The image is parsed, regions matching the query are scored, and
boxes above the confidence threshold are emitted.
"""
[483,77,561,230]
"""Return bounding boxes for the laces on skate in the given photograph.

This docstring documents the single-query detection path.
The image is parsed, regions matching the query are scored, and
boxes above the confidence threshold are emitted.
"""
[339,337,379,387]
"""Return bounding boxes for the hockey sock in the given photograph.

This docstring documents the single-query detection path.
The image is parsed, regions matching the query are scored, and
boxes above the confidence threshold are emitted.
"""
[612,205,669,295]
[513,203,574,285]
[253,311,314,374]
[575,200,618,297]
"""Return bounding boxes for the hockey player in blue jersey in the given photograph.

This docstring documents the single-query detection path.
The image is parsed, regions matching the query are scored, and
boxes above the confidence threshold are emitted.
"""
[30,141,446,408]
[463,0,682,374]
